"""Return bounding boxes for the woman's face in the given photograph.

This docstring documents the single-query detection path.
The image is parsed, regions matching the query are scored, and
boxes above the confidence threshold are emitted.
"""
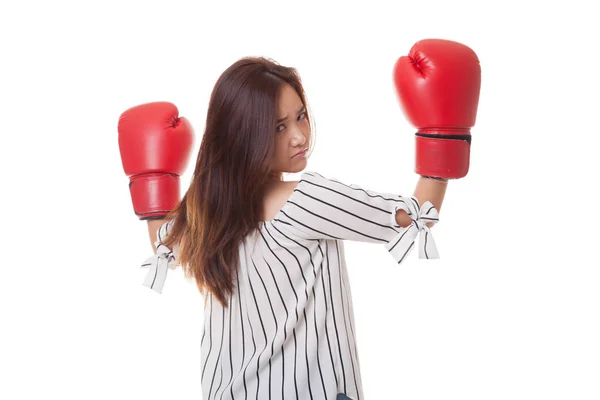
[269,84,310,180]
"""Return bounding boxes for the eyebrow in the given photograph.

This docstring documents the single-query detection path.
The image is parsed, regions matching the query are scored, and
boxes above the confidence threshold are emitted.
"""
[276,104,306,124]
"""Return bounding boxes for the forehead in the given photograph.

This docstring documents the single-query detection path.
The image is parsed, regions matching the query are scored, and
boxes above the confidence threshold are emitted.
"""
[277,84,302,110]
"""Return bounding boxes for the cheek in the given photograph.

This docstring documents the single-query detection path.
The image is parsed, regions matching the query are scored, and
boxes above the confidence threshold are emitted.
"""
[275,140,287,157]
[268,142,282,163]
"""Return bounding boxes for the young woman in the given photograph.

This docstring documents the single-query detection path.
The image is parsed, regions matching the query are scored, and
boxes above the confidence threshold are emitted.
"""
[119,40,479,400]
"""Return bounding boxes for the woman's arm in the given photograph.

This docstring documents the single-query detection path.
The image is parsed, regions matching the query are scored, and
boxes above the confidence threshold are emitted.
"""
[395,176,449,228]
[147,219,168,253]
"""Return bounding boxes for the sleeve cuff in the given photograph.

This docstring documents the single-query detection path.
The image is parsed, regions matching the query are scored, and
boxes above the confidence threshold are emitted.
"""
[140,220,177,294]
[384,196,441,264]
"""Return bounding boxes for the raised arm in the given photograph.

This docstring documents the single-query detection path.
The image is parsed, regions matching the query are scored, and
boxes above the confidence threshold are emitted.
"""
[392,39,480,228]
[118,102,194,293]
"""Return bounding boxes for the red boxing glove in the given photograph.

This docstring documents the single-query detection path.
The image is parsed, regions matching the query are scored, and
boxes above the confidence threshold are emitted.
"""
[118,102,194,220]
[394,39,481,179]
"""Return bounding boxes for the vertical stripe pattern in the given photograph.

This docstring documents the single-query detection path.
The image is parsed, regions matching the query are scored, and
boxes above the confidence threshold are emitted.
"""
[159,171,442,400]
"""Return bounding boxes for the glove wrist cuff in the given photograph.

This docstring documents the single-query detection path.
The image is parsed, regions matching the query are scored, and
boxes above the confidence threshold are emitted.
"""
[128,173,181,220]
[415,134,471,179]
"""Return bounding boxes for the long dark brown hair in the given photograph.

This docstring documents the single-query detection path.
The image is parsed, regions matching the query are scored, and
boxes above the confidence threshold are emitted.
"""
[161,56,315,308]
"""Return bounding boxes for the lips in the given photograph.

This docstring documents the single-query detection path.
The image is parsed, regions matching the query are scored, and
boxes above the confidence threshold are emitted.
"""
[293,148,308,158]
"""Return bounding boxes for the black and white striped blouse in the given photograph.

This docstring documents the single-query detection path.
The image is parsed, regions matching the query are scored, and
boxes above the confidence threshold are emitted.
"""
[141,170,440,400]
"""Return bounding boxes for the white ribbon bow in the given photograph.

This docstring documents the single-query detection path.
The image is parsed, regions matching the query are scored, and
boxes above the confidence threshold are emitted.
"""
[140,243,177,293]
[384,196,440,264]
[140,221,177,294]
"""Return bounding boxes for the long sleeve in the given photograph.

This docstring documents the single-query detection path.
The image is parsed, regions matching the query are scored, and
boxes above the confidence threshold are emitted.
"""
[140,220,178,293]
[276,171,441,264]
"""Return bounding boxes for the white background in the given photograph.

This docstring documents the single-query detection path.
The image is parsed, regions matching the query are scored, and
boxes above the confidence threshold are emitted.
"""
[1,0,598,399]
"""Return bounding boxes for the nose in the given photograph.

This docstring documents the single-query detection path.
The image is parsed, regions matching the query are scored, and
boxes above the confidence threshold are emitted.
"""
[292,128,307,146]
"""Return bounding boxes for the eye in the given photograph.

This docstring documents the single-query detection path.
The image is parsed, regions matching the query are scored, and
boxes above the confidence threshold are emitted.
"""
[276,112,307,133]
